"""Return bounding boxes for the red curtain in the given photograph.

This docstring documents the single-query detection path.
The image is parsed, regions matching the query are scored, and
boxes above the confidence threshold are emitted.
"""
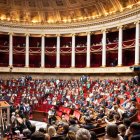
[75,53,86,68]
[106,51,118,67]
[123,49,135,66]
[0,52,9,66]
[60,54,71,67]
[91,53,102,67]
[45,54,56,68]
[29,48,41,67]
[45,48,56,67]
[13,54,25,67]
[13,47,25,67]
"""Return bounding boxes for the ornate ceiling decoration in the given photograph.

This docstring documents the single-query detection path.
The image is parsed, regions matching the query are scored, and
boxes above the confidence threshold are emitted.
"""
[0,0,139,24]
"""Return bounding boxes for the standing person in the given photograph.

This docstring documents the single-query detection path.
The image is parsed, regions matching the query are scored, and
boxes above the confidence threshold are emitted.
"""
[48,108,55,125]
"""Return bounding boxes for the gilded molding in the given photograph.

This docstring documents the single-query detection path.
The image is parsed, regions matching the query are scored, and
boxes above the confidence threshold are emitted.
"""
[0,6,139,30]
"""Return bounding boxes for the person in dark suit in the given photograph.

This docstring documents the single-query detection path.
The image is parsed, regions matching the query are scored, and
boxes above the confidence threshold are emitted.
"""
[124,122,140,140]
[82,118,96,130]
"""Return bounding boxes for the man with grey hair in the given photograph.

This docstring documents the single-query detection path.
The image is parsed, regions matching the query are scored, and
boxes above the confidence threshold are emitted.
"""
[76,128,91,140]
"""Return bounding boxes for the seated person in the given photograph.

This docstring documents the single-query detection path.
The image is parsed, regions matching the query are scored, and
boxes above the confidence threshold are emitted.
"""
[122,106,136,118]
[81,117,97,130]
[104,124,123,140]
[124,122,140,140]
[69,118,80,132]
[76,128,91,140]
[31,131,46,140]
[65,131,76,140]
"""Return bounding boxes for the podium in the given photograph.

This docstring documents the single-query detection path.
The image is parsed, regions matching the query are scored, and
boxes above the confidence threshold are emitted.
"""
[0,101,10,135]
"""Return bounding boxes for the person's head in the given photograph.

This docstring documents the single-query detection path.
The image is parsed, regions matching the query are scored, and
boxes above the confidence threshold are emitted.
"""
[31,131,45,140]
[63,123,69,133]
[123,118,131,128]
[113,114,120,121]
[48,126,57,137]
[44,133,50,140]
[76,128,91,140]
[39,127,46,133]
[118,124,126,134]
[85,117,91,124]
[90,131,96,140]
[130,122,140,134]
[69,118,76,125]
[65,131,76,140]
[12,112,15,116]
[23,129,31,138]
[114,105,118,111]
[97,118,102,124]
[30,124,36,134]
[106,124,118,138]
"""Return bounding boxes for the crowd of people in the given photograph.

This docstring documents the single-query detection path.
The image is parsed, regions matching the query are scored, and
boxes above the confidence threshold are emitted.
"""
[0,75,140,140]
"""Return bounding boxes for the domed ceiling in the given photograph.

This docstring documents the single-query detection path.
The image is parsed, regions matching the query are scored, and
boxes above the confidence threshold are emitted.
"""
[0,0,139,24]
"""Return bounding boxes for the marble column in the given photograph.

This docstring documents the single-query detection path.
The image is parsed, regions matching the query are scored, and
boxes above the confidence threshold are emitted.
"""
[86,32,91,67]
[9,33,13,67]
[71,34,75,67]
[135,21,140,65]
[102,30,106,67]
[118,26,123,66]
[41,35,45,67]
[25,34,29,67]
[56,34,60,67]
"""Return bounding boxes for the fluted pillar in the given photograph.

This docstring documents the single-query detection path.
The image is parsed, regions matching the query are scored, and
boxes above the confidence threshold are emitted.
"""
[135,21,140,65]
[41,35,45,67]
[71,34,75,67]
[56,34,60,67]
[9,33,13,67]
[118,26,123,66]
[86,32,91,67]
[102,29,106,67]
[25,34,29,67]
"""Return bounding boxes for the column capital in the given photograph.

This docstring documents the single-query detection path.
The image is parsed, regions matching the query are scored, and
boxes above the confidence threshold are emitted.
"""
[134,20,140,24]
[25,33,30,36]
[56,34,60,37]
[8,32,14,35]
[86,32,91,35]
[71,33,76,36]
[41,34,45,37]
[117,25,123,29]
[101,29,107,33]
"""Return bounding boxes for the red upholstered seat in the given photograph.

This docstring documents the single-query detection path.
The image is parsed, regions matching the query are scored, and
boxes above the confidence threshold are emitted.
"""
[64,114,70,121]
[73,110,81,120]
[56,111,63,117]
[63,108,71,115]
[136,98,140,103]
[59,106,65,112]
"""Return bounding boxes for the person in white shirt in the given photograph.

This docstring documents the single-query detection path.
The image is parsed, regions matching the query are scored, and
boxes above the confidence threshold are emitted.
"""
[48,108,55,124]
